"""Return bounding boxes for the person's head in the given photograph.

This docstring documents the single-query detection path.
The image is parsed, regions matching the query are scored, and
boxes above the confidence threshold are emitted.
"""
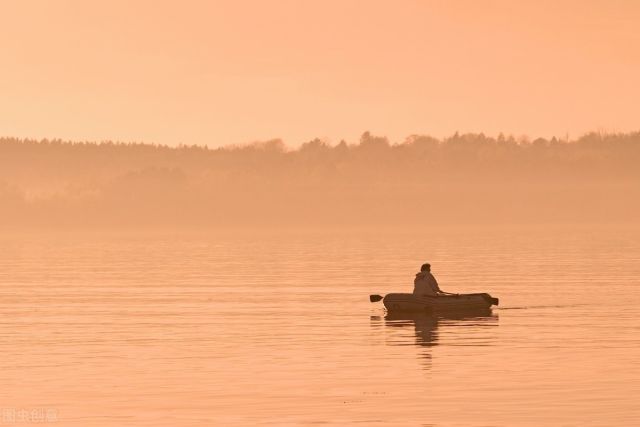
[421,263,431,272]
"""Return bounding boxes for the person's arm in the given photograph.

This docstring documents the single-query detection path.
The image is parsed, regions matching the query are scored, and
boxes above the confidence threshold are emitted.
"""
[431,274,442,293]
[431,276,458,296]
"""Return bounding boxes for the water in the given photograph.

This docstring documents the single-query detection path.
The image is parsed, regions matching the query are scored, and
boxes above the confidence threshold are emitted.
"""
[1,226,639,426]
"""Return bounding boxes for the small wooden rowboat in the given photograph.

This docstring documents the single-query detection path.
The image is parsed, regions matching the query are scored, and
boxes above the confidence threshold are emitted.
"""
[370,292,499,312]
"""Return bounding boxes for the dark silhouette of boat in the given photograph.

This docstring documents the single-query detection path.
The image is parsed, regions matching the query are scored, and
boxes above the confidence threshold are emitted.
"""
[370,292,498,313]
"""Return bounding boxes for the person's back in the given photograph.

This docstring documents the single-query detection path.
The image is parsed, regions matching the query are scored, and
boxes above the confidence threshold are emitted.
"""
[413,263,440,297]
[413,271,435,297]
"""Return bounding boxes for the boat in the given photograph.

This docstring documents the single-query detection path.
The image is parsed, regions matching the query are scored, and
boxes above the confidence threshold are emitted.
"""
[370,292,499,312]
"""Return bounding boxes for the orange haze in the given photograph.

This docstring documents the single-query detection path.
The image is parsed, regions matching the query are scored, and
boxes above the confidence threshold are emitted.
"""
[1,0,639,146]
[2,132,639,228]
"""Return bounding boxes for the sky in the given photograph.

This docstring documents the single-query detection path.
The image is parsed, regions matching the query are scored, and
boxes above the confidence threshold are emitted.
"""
[0,0,638,147]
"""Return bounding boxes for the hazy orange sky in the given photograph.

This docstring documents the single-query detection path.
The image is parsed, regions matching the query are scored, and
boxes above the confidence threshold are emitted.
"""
[1,0,638,147]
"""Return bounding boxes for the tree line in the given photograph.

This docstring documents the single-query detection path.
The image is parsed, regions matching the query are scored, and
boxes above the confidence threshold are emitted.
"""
[1,131,639,228]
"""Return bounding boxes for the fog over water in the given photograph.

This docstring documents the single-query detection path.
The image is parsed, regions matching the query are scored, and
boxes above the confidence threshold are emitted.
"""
[3,1,640,424]
[2,130,640,425]
[1,131,639,228]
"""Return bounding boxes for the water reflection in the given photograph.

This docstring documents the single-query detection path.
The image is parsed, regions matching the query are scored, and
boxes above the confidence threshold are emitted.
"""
[383,311,443,347]
[372,310,499,369]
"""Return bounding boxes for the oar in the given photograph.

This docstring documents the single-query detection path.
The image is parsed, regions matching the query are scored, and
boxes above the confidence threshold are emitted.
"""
[369,294,383,303]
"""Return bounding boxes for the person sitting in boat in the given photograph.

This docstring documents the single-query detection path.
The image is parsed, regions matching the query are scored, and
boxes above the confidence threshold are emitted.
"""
[413,263,443,297]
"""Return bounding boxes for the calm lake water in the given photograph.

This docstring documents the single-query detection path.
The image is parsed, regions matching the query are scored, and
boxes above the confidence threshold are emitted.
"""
[1,226,639,426]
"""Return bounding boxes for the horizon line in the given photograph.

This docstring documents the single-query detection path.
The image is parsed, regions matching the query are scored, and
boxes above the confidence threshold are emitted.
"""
[2,128,638,150]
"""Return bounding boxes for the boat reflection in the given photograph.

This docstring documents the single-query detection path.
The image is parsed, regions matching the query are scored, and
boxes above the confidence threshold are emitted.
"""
[371,309,499,368]
[383,311,441,347]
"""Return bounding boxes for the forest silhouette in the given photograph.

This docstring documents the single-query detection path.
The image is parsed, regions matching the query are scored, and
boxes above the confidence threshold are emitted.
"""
[1,131,638,228]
